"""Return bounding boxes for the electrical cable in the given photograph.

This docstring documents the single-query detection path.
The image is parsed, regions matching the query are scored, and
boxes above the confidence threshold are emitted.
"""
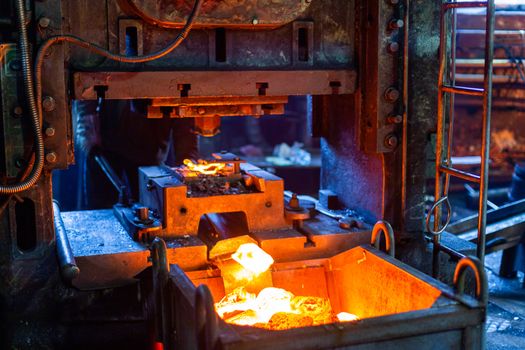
[0,0,45,194]
[3,0,202,194]
[116,0,186,29]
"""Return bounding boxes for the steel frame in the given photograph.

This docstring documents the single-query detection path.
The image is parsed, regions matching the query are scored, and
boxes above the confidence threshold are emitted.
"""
[428,0,496,278]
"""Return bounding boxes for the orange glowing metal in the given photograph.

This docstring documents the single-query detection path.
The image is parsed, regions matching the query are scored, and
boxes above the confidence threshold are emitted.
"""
[215,245,360,329]
[337,312,359,322]
[231,243,274,275]
[215,287,358,329]
[183,159,225,176]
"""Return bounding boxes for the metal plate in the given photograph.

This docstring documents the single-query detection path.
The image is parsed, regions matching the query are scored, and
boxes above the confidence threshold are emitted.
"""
[118,0,313,28]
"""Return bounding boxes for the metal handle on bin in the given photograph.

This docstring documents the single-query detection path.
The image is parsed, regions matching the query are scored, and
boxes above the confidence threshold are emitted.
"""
[195,284,218,350]
[453,256,488,305]
[151,237,169,281]
[151,238,172,348]
[370,220,395,257]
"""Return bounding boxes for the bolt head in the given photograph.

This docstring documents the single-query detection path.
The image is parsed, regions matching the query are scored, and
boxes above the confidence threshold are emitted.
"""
[46,152,57,163]
[389,19,404,30]
[388,114,403,124]
[197,107,206,115]
[384,134,399,149]
[38,17,51,28]
[42,96,56,112]
[384,87,400,102]
[12,106,23,117]
[338,219,351,230]
[9,60,21,71]
[45,127,56,137]
[252,18,259,25]
[387,42,400,53]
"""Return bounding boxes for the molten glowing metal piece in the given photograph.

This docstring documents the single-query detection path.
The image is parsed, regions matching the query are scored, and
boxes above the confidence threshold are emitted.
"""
[337,312,359,322]
[231,243,274,275]
[215,287,359,329]
[182,159,226,176]
[215,244,359,329]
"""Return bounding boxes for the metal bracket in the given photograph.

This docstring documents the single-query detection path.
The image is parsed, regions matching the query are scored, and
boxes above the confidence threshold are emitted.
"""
[370,220,395,257]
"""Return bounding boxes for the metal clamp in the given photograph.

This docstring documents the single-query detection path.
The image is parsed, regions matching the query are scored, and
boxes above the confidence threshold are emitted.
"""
[370,220,395,257]
[150,238,172,348]
[195,284,218,350]
[425,196,452,235]
[453,256,488,305]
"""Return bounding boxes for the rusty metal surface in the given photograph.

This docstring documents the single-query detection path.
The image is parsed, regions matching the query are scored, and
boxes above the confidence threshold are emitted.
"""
[139,164,288,237]
[139,164,287,237]
[0,44,27,178]
[69,0,355,70]
[402,0,441,237]
[358,0,405,154]
[59,205,377,290]
[119,0,312,28]
[34,0,74,170]
[319,95,384,223]
[73,70,357,100]
[61,209,208,289]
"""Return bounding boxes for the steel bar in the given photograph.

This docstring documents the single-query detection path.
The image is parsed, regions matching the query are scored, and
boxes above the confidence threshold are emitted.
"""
[444,7,458,199]
[434,0,449,278]
[441,84,484,96]
[443,1,488,10]
[93,153,125,195]
[448,197,525,233]
[476,0,495,263]
[436,243,466,261]
[456,58,519,68]
[52,201,80,281]
[439,165,481,183]
[74,70,357,100]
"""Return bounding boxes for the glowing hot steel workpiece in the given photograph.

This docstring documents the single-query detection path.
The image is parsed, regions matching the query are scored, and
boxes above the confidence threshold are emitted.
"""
[231,243,274,275]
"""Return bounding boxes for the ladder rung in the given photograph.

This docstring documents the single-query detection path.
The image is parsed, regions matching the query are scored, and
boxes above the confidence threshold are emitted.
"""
[441,84,485,96]
[443,1,488,10]
[439,165,481,183]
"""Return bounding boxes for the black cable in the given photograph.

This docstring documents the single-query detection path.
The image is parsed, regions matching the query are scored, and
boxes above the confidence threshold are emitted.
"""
[0,0,45,194]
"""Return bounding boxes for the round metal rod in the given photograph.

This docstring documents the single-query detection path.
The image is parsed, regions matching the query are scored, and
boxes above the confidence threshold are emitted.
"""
[476,0,496,265]
[53,201,80,281]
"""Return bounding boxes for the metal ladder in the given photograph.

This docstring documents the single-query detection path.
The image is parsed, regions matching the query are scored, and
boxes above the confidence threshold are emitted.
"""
[427,0,496,278]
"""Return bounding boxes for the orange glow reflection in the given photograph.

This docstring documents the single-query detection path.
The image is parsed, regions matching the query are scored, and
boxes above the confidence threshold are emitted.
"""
[183,159,225,176]
[337,312,359,322]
